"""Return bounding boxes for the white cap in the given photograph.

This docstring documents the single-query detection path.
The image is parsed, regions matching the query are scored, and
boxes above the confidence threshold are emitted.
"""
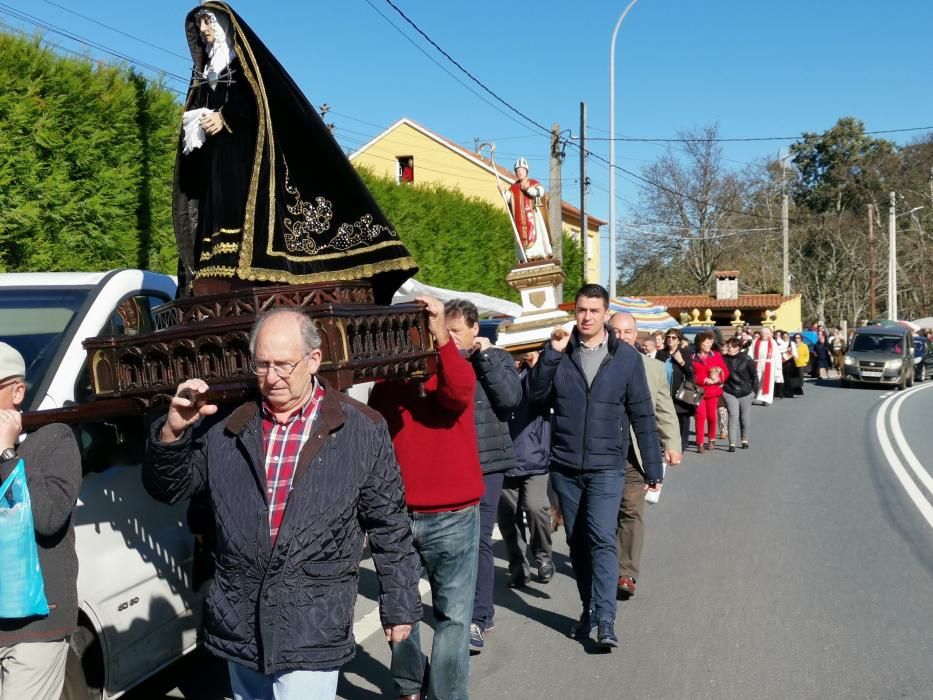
[0,342,25,382]
[514,157,529,171]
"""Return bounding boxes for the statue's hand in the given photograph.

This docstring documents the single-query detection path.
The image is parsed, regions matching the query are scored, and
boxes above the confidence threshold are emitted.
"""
[199,111,224,136]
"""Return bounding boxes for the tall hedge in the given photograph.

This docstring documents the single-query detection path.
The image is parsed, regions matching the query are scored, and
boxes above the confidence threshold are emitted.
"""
[0,32,581,303]
[0,33,179,274]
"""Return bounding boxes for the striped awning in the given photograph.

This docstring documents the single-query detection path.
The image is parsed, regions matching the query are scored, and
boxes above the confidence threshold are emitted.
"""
[609,296,680,331]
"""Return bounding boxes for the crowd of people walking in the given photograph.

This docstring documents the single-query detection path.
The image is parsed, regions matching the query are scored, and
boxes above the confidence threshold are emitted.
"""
[134,284,855,700]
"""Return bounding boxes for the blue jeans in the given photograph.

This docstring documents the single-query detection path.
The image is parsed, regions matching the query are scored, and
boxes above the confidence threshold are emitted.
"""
[550,466,626,624]
[472,472,504,628]
[391,505,480,699]
[227,661,338,700]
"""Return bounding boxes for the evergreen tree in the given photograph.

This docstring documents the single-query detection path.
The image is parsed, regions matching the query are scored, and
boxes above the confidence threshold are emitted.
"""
[0,33,179,273]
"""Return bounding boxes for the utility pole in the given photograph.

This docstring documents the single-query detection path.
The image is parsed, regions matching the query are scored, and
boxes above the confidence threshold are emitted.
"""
[548,123,564,300]
[868,203,876,319]
[782,193,789,296]
[318,103,335,132]
[888,191,897,320]
[579,102,588,284]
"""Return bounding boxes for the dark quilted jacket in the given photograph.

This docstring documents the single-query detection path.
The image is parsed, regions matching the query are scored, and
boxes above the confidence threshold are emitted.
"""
[530,327,663,482]
[505,369,551,477]
[471,346,522,474]
[142,385,422,673]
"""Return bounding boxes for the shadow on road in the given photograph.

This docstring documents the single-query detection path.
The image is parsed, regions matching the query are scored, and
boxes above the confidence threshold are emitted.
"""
[337,645,394,699]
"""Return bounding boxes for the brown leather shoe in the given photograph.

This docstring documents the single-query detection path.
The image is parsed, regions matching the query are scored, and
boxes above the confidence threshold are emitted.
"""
[697,443,704,454]
[617,575,636,599]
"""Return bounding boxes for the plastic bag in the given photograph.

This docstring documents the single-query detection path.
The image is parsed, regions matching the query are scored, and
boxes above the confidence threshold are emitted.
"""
[0,460,49,618]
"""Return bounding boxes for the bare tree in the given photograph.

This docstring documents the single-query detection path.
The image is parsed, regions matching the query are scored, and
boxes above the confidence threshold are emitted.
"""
[632,125,750,293]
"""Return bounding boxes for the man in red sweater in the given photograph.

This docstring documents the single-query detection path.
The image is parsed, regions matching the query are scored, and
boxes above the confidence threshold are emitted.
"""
[369,295,483,700]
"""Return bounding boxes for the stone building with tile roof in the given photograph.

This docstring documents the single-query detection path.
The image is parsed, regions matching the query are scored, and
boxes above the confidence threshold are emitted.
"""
[645,271,802,331]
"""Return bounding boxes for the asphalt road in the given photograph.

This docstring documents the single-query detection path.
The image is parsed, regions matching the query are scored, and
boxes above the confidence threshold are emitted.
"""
[125,377,933,700]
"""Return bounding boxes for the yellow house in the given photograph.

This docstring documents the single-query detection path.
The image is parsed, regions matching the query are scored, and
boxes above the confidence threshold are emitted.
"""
[349,117,604,282]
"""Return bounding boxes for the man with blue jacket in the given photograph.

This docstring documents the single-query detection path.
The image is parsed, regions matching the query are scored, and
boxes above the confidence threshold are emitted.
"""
[531,284,662,649]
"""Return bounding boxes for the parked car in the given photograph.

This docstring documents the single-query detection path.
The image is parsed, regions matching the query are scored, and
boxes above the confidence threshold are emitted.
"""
[0,270,204,699]
[478,317,507,343]
[913,335,933,382]
[841,325,914,390]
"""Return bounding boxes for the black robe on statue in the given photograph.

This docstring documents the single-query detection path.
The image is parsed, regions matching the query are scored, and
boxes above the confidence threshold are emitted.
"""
[174,2,417,304]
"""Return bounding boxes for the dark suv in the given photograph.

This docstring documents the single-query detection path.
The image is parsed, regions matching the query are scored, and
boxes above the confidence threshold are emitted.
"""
[913,335,933,382]
[841,326,914,389]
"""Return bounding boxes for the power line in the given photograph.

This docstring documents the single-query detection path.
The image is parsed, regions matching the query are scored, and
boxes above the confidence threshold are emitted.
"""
[585,145,773,223]
[0,20,187,96]
[619,223,780,241]
[37,0,189,62]
[0,2,189,84]
[335,132,574,185]
[367,2,772,222]
[586,125,933,143]
[334,123,550,163]
[361,0,540,138]
[379,0,551,137]
[622,221,780,234]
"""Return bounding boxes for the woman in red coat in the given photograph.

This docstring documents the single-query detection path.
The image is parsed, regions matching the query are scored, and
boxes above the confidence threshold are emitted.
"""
[692,331,729,453]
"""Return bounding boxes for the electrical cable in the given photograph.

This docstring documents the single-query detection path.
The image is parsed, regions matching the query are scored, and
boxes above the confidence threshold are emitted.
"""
[586,125,933,143]
[361,0,541,138]
[37,0,189,62]
[0,20,187,96]
[0,2,189,84]
[380,0,552,137]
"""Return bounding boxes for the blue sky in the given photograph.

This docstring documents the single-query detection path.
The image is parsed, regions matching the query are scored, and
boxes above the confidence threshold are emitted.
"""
[2,0,931,285]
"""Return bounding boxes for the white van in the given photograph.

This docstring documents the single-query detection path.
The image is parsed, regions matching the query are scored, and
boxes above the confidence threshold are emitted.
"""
[0,269,203,699]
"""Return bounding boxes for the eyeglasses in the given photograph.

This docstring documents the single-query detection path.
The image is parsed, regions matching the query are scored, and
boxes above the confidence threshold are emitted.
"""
[248,353,308,378]
[0,379,23,391]
[665,335,679,341]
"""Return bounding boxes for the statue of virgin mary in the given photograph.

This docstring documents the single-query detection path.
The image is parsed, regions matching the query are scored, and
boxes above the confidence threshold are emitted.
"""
[174,2,417,304]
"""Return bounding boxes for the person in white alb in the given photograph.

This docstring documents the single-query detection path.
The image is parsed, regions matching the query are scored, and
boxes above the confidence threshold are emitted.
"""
[751,327,782,405]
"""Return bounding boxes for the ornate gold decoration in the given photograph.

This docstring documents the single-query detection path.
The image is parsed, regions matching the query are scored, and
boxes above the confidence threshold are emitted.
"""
[282,163,334,255]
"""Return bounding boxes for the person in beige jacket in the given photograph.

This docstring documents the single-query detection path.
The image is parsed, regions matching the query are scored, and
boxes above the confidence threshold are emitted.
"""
[608,313,682,599]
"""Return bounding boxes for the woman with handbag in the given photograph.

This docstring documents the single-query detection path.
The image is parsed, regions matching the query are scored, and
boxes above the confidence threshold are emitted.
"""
[722,337,759,452]
[656,329,695,453]
[692,331,729,453]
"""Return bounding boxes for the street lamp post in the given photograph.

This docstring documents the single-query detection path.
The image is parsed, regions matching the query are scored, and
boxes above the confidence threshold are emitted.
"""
[889,192,896,320]
[608,0,639,298]
[888,197,924,321]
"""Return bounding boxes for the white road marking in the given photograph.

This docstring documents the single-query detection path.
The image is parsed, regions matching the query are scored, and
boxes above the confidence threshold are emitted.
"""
[875,383,933,530]
[889,390,933,497]
[352,523,503,642]
[353,578,433,642]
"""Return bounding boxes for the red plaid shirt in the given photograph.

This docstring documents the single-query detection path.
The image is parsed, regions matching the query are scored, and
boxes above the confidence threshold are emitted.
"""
[260,380,326,544]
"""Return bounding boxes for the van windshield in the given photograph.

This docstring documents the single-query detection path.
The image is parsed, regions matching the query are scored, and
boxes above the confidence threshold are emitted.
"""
[851,333,904,354]
[0,288,90,409]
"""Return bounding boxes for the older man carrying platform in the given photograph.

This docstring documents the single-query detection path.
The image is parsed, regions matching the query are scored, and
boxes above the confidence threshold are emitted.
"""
[608,313,682,600]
